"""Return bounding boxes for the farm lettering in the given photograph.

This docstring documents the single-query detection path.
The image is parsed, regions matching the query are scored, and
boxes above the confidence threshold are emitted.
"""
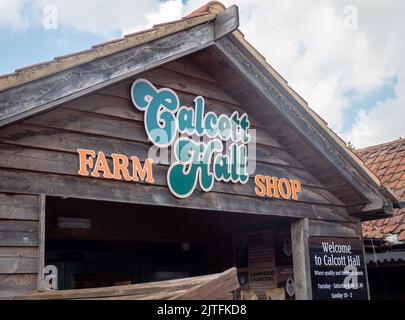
[77,149,155,184]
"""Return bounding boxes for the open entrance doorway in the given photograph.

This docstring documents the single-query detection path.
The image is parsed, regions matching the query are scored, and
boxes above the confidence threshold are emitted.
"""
[44,196,294,299]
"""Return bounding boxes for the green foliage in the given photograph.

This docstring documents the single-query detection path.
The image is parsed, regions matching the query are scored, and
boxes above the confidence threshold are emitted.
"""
[347,141,356,151]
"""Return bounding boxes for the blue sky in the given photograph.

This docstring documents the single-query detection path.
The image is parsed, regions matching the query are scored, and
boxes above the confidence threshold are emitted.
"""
[0,26,114,75]
[342,77,397,133]
[0,0,403,148]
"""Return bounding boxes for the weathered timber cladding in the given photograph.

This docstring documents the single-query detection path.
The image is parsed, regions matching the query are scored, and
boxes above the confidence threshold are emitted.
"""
[0,193,39,299]
[0,248,38,274]
[0,58,351,222]
[0,194,39,221]
[0,221,38,247]
[0,169,350,221]
[308,219,360,238]
[0,274,37,299]
[0,144,342,207]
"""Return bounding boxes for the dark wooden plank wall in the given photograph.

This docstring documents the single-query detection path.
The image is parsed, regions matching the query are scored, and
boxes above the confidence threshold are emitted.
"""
[0,193,39,299]
[0,57,354,223]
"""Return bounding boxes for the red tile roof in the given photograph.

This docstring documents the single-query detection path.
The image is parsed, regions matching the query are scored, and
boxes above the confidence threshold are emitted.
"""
[357,138,405,241]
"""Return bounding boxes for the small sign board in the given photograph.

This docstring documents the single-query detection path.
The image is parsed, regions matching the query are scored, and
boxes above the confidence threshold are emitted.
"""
[308,236,369,300]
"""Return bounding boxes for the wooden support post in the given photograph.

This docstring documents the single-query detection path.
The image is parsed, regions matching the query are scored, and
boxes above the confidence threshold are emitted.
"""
[37,195,46,290]
[291,218,312,300]
[358,220,371,300]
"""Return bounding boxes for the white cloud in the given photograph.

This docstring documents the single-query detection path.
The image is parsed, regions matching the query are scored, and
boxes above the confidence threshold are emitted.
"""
[344,77,405,147]
[0,0,30,30]
[0,0,404,147]
[122,0,184,36]
[1,0,181,35]
[32,0,163,35]
[211,0,405,148]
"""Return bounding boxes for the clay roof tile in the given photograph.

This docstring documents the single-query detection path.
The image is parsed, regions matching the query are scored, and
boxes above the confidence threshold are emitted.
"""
[358,138,405,241]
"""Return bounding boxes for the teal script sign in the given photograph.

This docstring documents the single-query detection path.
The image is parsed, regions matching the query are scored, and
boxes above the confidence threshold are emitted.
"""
[131,79,252,198]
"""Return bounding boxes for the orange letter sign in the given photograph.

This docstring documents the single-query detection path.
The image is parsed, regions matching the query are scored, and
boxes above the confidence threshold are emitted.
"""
[131,157,155,184]
[111,153,132,181]
[255,175,302,201]
[77,149,96,176]
[91,151,113,179]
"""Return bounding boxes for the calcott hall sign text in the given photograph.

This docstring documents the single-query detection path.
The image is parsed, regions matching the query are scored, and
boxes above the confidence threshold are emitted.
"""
[77,79,302,200]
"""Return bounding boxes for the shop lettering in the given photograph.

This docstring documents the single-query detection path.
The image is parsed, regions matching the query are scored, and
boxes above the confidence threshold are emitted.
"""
[131,78,250,198]
[254,175,302,200]
[77,149,155,184]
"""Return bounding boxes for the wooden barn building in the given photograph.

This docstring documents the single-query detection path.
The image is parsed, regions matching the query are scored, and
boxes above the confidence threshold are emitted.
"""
[0,2,399,300]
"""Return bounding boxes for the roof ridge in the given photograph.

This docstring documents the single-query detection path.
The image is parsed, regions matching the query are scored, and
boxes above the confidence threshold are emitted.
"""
[0,3,222,92]
[357,137,405,153]
[185,1,226,18]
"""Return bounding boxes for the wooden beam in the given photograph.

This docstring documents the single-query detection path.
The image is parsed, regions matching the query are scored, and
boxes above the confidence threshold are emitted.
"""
[0,168,352,222]
[0,7,237,128]
[172,267,239,300]
[0,194,39,221]
[308,219,361,238]
[214,35,387,212]
[359,220,371,300]
[20,275,216,300]
[0,21,213,125]
[18,269,238,300]
[291,219,312,300]
[214,5,239,40]
[0,143,345,208]
[37,195,45,290]
[348,188,396,217]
